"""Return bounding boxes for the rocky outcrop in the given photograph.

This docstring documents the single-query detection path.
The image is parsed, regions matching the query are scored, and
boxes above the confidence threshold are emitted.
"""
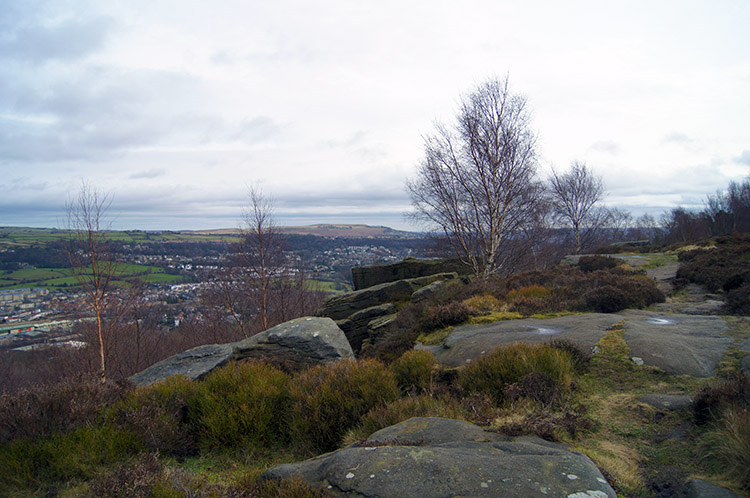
[336,304,396,352]
[263,417,617,498]
[351,258,470,290]
[321,273,458,351]
[322,279,417,321]
[129,317,353,387]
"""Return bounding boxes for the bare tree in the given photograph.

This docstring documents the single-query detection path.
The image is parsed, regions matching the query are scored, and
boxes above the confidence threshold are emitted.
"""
[238,187,289,331]
[408,76,542,277]
[548,161,610,254]
[66,183,121,382]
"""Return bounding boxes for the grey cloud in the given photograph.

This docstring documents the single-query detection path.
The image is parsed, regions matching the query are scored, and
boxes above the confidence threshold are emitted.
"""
[130,168,166,179]
[233,117,282,144]
[0,16,115,63]
[735,150,750,165]
[589,140,621,155]
[0,65,278,161]
[662,132,693,145]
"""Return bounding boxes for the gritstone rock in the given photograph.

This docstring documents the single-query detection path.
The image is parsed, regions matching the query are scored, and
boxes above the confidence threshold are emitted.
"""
[351,258,469,290]
[262,417,617,498]
[129,317,353,387]
[234,316,354,366]
[128,343,234,387]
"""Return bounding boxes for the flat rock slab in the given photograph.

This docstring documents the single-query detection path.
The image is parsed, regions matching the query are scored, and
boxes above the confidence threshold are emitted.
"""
[263,417,616,498]
[421,311,732,377]
[687,479,745,498]
[622,310,731,377]
[420,313,624,367]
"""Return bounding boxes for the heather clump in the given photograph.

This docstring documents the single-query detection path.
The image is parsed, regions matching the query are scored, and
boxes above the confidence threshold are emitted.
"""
[458,343,575,405]
[289,359,399,453]
[390,349,439,394]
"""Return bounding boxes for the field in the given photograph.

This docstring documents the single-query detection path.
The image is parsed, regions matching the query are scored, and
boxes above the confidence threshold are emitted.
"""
[0,227,240,249]
[0,264,185,290]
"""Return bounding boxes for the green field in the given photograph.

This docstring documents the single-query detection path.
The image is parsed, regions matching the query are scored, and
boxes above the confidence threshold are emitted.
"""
[307,279,352,293]
[0,227,240,249]
[0,264,186,290]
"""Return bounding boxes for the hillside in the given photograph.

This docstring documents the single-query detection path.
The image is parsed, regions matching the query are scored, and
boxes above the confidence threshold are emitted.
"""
[184,224,423,239]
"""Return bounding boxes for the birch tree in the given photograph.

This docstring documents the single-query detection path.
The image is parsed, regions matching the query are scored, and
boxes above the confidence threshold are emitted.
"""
[66,183,119,382]
[408,76,543,277]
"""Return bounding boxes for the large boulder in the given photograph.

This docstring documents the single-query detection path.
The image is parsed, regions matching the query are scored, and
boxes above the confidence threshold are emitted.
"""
[128,343,235,387]
[234,316,354,367]
[129,317,353,387]
[263,417,617,498]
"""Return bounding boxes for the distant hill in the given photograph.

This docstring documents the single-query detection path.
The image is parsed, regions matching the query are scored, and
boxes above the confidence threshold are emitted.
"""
[184,224,424,239]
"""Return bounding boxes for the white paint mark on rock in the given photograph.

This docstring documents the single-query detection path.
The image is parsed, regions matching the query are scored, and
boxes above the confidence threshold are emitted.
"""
[480,482,489,488]
[632,357,644,366]
[313,332,319,337]
[364,447,377,451]
[346,472,355,479]
[567,474,579,480]
[567,491,609,498]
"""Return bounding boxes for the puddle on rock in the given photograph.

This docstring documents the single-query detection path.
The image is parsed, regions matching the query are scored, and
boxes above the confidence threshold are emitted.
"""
[519,326,565,335]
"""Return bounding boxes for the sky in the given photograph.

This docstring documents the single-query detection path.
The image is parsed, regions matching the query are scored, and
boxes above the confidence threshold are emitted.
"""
[1,0,748,231]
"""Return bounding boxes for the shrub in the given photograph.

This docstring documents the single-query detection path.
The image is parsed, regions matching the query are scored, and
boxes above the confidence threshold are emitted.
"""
[89,452,163,498]
[509,296,549,316]
[578,256,619,272]
[421,302,470,331]
[725,284,750,315]
[495,409,593,441]
[344,395,463,444]
[193,361,292,450]
[505,285,551,301]
[462,294,503,314]
[550,339,591,374]
[235,472,332,498]
[582,276,664,313]
[0,374,129,444]
[584,285,630,313]
[109,376,198,456]
[676,235,750,298]
[0,423,143,491]
[694,373,750,425]
[701,407,750,491]
[504,372,562,406]
[290,359,399,453]
[390,350,438,394]
[458,343,575,405]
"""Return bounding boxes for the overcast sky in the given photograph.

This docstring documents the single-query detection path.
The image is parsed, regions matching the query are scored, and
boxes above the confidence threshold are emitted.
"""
[1,0,748,231]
